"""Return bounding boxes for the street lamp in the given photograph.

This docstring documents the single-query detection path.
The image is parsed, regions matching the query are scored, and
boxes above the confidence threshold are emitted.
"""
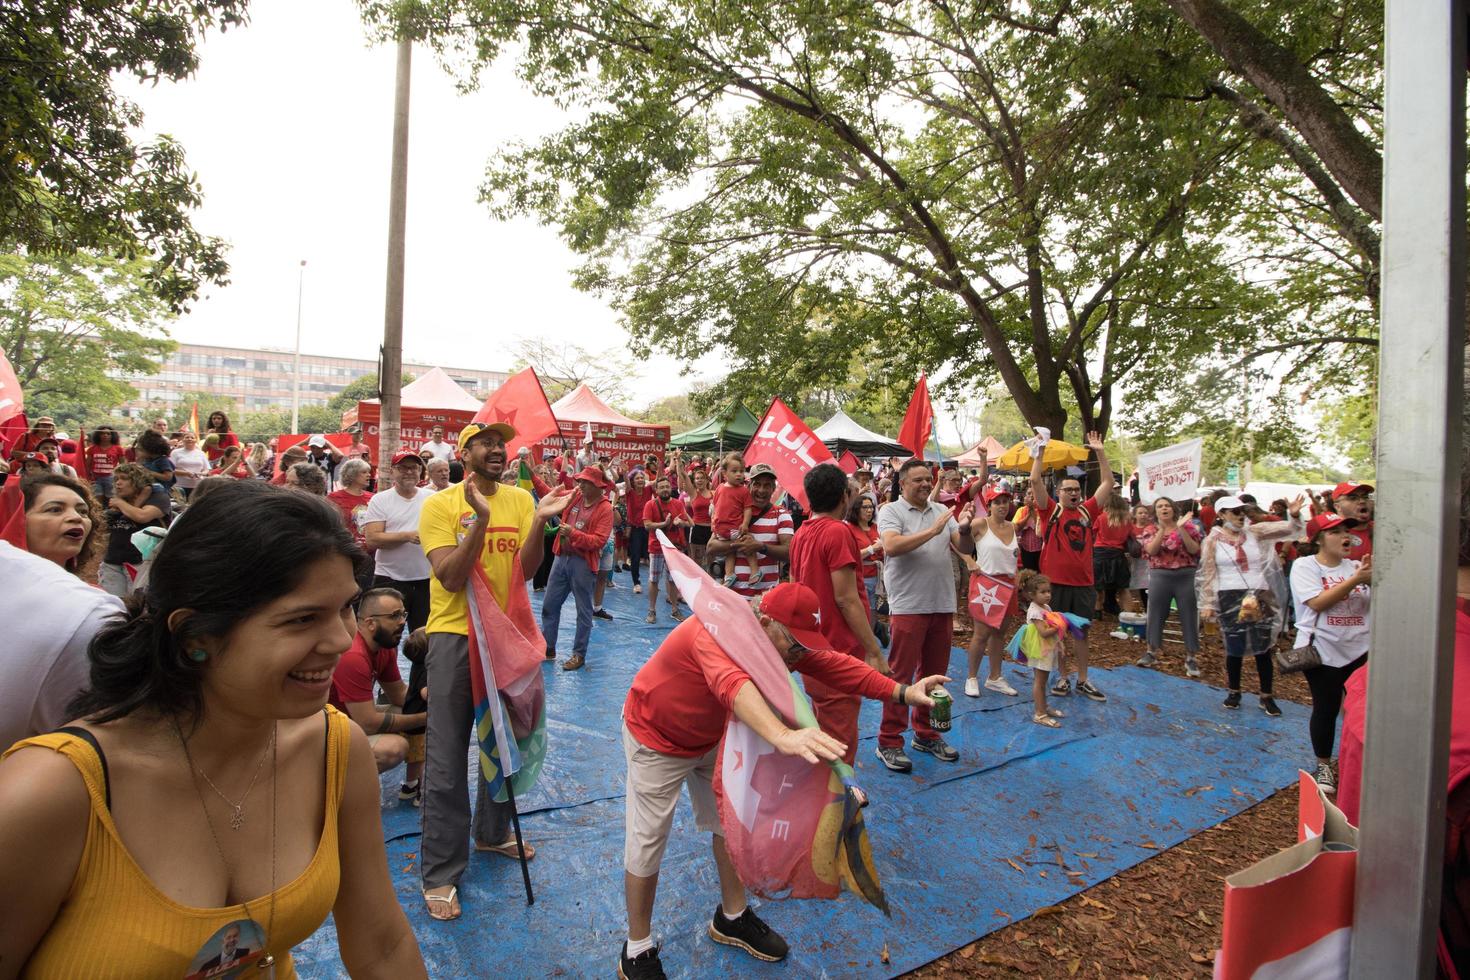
[290,259,307,433]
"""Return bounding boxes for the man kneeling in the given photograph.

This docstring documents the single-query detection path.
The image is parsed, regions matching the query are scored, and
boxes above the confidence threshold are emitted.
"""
[618,582,946,979]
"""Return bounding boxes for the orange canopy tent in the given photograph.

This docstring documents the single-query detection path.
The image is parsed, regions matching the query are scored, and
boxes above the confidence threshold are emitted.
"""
[544,384,669,463]
[341,367,483,459]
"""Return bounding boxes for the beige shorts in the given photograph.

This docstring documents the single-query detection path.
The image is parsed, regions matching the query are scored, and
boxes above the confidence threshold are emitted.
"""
[622,723,722,877]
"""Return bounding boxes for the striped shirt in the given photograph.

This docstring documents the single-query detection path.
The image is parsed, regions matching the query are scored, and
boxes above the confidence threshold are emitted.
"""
[731,505,794,597]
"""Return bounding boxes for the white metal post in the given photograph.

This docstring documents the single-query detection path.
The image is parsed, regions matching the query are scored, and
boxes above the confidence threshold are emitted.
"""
[290,259,306,433]
[1349,2,1465,976]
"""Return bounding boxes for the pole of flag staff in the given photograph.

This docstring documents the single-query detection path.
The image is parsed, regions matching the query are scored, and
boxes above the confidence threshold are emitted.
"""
[1349,2,1465,975]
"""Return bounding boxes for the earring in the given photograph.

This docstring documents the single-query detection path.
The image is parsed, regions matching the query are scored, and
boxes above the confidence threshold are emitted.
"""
[189,649,209,663]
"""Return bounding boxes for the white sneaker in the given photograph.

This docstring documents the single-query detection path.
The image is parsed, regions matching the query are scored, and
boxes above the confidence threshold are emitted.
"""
[984,676,1019,696]
[964,677,980,698]
[1109,629,1129,640]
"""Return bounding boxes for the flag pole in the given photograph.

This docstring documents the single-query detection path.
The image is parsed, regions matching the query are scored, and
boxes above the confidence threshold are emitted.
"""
[503,777,535,905]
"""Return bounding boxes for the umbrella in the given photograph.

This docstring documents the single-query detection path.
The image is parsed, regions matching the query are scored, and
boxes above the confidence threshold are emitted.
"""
[994,439,1090,472]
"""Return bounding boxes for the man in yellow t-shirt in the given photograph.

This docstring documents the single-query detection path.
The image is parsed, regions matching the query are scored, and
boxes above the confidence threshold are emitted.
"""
[417,420,572,921]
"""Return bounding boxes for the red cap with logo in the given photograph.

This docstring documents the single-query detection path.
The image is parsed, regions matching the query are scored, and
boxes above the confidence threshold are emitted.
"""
[1331,481,1373,499]
[391,450,425,469]
[756,582,830,650]
[982,484,1013,504]
[1310,512,1352,539]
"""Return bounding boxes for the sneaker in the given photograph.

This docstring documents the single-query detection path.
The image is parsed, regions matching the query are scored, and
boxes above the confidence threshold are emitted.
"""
[708,905,788,962]
[1315,760,1336,795]
[1136,650,1158,668]
[669,607,685,622]
[1109,629,1129,640]
[1184,656,1202,678]
[633,584,642,595]
[964,677,981,698]
[645,612,656,624]
[911,736,959,762]
[1223,691,1242,710]
[1051,677,1072,697]
[1259,696,1282,717]
[984,676,1019,696]
[1076,680,1107,702]
[618,942,668,980]
[398,780,420,801]
[593,608,614,621]
[561,653,585,671]
[874,744,913,773]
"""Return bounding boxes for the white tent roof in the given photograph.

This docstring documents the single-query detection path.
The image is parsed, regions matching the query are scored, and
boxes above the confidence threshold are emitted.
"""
[812,410,910,457]
[359,367,482,411]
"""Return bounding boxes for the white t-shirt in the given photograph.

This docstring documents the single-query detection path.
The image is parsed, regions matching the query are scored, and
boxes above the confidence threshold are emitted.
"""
[363,486,434,581]
[1290,556,1370,668]
[0,542,125,748]
[420,439,454,463]
[169,447,209,487]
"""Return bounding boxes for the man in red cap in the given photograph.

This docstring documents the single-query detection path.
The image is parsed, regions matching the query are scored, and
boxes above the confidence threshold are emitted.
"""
[1307,482,1374,561]
[542,465,615,670]
[362,449,435,632]
[616,581,948,980]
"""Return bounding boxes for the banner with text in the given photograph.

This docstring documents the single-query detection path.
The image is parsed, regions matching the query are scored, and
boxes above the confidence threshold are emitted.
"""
[1137,438,1204,504]
[744,398,836,511]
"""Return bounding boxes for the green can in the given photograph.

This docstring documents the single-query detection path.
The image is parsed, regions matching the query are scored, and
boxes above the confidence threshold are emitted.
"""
[929,686,952,731]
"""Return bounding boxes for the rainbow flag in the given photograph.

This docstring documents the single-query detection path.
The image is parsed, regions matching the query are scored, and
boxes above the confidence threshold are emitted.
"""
[465,562,548,803]
[657,532,888,914]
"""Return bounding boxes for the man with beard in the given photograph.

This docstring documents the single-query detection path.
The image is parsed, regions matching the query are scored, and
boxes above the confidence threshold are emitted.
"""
[642,475,691,623]
[1308,482,1373,560]
[417,421,572,920]
[329,588,427,780]
[363,451,436,632]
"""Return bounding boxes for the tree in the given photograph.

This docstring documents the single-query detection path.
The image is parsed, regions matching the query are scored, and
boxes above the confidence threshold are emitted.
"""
[1,1,243,310]
[326,371,416,415]
[640,392,701,433]
[511,338,634,405]
[238,406,343,442]
[0,250,176,434]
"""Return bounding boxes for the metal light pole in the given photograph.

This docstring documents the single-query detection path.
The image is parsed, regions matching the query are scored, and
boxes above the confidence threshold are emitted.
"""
[1349,2,1465,976]
[379,37,411,482]
[290,259,306,433]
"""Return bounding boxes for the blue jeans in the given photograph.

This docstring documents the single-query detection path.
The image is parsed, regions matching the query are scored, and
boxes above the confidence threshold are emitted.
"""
[541,554,597,655]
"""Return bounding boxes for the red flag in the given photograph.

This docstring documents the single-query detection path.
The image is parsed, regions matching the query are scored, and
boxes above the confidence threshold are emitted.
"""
[474,367,559,456]
[0,349,24,457]
[897,372,935,458]
[836,449,860,475]
[187,402,201,439]
[744,398,835,511]
[967,572,1016,629]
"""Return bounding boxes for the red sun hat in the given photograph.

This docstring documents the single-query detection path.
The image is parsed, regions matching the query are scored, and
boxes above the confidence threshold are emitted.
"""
[1332,481,1373,499]
[1310,512,1353,539]
[757,582,830,651]
[390,450,425,469]
[573,465,611,490]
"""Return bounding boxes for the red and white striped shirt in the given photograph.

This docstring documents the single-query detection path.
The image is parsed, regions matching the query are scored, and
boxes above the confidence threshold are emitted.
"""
[730,505,794,597]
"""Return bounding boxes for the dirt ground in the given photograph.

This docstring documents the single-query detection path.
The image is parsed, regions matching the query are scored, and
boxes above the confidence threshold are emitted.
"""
[906,620,1309,978]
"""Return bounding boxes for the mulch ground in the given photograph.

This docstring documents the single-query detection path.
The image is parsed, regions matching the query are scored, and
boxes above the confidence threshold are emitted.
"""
[905,620,1308,978]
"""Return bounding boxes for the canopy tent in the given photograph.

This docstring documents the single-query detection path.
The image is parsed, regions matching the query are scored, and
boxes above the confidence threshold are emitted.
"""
[993,438,1090,473]
[544,383,670,463]
[670,400,759,453]
[341,366,484,459]
[956,436,1007,467]
[813,410,909,458]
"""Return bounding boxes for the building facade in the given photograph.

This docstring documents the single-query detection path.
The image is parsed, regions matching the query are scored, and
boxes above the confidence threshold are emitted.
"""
[116,342,511,419]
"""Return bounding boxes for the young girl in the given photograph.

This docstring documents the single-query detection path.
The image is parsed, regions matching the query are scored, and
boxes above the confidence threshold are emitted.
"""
[1128,502,1154,611]
[710,452,755,586]
[1013,570,1066,728]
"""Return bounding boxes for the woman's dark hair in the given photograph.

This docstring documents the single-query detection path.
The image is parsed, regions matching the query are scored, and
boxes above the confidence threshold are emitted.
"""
[20,473,102,573]
[804,462,850,513]
[845,487,875,525]
[207,410,231,432]
[70,481,367,725]
[89,426,119,446]
[134,429,171,459]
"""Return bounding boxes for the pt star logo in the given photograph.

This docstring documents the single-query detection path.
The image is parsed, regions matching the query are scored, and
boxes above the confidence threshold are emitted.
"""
[971,580,1004,617]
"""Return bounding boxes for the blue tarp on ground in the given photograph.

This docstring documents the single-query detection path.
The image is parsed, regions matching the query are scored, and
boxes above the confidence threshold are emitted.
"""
[292,577,1312,978]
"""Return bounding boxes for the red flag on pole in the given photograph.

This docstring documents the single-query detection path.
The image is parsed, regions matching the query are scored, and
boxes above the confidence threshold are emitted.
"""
[473,367,560,457]
[897,372,935,459]
[744,398,835,511]
[837,449,861,475]
[0,349,23,456]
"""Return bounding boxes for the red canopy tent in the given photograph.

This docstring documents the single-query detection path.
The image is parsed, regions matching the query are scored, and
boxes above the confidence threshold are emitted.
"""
[342,367,482,460]
[542,384,669,464]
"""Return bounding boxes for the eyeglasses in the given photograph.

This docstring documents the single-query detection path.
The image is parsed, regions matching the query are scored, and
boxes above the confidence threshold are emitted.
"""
[366,609,408,623]
[1060,487,1082,494]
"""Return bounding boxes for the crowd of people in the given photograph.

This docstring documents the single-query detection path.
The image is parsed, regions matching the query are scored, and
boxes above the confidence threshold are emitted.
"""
[0,411,1382,978]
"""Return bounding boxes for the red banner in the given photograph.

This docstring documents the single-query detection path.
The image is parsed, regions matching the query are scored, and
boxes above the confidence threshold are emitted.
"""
[837,449,860,475]
[968,572,1016,629]
[897,372,935,459]
[744,398,835,511]
[474,367,560,457]
[344,402,479,464]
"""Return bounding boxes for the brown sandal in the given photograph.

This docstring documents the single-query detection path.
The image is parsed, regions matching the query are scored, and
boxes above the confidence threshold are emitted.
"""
[476,837,536,861]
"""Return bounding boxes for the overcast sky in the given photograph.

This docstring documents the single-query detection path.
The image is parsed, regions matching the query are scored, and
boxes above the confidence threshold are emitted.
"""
[120,0,723,408]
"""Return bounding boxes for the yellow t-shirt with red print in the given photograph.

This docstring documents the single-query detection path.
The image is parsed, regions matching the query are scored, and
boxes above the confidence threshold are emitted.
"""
[418,481,534,635]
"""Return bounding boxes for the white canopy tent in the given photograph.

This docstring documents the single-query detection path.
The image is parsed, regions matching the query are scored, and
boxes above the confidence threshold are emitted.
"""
[812,410,910,458]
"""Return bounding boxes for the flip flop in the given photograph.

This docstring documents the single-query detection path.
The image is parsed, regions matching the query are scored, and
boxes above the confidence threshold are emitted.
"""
[476,838,537,861]
[424,886,460,921]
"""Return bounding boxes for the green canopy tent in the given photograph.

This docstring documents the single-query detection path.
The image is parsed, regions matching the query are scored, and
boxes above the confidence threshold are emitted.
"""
[669,401,760,453]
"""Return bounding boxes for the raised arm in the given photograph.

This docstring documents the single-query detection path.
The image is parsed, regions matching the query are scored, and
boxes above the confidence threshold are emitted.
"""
[1029,437,1052,511]
[1085,431,1114,504]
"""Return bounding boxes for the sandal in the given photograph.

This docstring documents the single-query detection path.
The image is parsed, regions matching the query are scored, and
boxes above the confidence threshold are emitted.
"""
[1032,713,1061,728]
[424,885,460,921]
[476,837,536,861]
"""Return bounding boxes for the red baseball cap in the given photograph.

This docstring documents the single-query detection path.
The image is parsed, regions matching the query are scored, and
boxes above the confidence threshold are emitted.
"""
[1310,512,1353,539]
[757,582,830,650]
[982,484,1013,504]
[1332,481,1373,499]
[391,450,425,469]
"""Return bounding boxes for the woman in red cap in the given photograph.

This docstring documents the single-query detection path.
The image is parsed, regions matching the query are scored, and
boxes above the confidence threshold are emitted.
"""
[962,484,1021,699]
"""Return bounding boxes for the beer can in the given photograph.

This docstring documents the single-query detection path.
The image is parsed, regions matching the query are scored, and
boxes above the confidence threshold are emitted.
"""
[929,686,952,731]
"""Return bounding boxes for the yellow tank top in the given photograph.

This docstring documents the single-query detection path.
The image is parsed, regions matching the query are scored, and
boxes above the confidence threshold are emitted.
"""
[6,707,351,979]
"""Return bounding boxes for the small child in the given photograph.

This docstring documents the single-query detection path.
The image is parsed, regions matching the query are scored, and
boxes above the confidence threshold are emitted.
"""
[399,627,430,805]
[711,452,756,587]
[1014,570,1066,728]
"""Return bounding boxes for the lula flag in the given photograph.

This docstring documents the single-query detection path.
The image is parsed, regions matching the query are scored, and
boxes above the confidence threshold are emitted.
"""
[465,561,548,803]
[656,532,889,914]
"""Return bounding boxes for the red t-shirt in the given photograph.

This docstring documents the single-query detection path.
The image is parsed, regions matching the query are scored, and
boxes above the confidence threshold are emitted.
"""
[789,514,868,656]
[643,496,688,552]
[327,489,372,548]
[624,483,654,531]
[1091,518,1135,551]
[1036,497,1104,587]
[205,431,239,462]
[622,618,896,757]
[849,521,881,579]
[687,492,713,526]
[328,633,402,712]
[711,483,752,536]
[84,445,125,478]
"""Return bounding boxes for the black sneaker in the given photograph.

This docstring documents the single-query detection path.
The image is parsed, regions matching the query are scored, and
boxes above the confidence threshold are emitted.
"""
[911,736,959,762]
[1050,677,1072,697]
[1259,696,1282,717]
[874,744,913,773]
[1076,680,1107,703]
[593,608,614,620]
[618,942,667,980]
[398,780,420,801]
[1223,691,1242,710]
[708,905,789,962]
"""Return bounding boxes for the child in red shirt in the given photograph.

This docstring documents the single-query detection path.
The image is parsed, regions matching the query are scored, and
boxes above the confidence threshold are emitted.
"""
[711,452,755,587]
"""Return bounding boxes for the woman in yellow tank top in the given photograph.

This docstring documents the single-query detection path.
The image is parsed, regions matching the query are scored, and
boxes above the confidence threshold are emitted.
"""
[0,481,425,978]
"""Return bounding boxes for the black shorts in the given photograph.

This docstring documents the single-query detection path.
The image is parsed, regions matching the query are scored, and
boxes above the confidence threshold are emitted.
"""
[691,524,712,546]
[1050,583,1097,624]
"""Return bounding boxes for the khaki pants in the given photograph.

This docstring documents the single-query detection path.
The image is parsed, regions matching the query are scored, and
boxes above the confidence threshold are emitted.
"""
[622,723,721,877]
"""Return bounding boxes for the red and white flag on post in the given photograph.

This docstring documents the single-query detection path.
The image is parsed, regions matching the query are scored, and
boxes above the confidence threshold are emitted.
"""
[968,572,1016,629]
[744,398,835,511]
[897,372,935,459]
[473,367,560,457]
[0,349,23,456]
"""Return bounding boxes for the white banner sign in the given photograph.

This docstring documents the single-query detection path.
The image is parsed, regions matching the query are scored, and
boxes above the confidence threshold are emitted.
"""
[1137,438,1204,504]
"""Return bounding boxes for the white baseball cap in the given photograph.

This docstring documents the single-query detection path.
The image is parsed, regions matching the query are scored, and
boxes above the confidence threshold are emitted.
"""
[307,434,327,448]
